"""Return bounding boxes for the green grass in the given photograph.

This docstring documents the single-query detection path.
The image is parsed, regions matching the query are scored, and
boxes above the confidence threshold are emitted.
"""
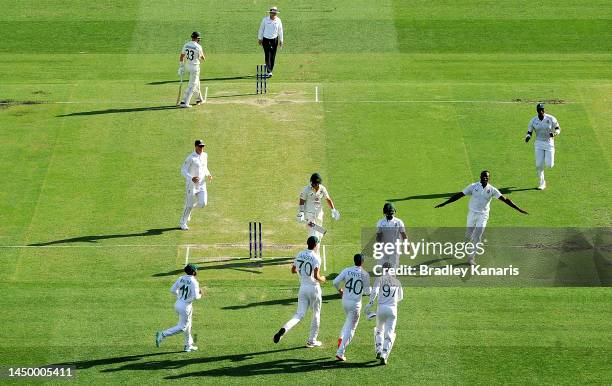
[0,0,611,384]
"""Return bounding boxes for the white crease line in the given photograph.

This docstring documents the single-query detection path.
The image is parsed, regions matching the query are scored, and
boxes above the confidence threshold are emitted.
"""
[204,87,208,103]
[185,245,190,265]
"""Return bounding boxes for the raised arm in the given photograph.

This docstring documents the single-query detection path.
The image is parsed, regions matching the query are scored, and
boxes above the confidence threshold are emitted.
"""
[435,192,465,208]
[498,196,528,214]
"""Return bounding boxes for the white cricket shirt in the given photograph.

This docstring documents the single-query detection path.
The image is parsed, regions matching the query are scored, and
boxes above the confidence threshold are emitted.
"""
[300,184,330,219]
[333,266,371,302]
[462,182,502,214]
[181,151,210,193]
[376,217,406,244]
[528,113,560,147]
[258,16,284,42]
[294,249,321,288]
[371,275,403,307]
[181,41,204,66]
[170,275,201,305]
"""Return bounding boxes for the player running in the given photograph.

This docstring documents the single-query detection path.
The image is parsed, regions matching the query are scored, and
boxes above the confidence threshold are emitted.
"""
[297,173,340,254]
[178,31,206,108]
[179,139,213,230]
[376,203,408,268]
[525,103,561,190]
[273,236,326,347]
[333,253,371,361]
[366,262,403,365]
[434,170,528,264]
[155,263,202,352]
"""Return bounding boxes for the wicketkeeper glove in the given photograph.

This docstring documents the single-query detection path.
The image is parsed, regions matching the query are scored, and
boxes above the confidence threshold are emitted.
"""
[297,212,305,222]
[525,133,531,143]
[331,208,340,220]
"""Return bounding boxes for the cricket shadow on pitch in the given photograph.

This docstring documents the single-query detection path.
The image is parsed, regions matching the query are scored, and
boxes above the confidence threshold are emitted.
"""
[28,227,180,246]
[387,186,538,202]
[222,293,341,310]
[166,357,380,378]
[50,347,306,373]
[56,105,180,117]
[152,257,295,277]
[147,75,255,85]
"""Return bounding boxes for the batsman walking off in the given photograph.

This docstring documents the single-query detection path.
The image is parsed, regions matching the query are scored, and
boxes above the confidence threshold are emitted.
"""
[179,139,213,230]
[178,31,206,108]
[297,173,340,254]
[155,263,202,352]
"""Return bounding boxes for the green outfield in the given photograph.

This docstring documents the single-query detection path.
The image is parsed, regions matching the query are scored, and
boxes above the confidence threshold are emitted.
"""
[1,0,611,384]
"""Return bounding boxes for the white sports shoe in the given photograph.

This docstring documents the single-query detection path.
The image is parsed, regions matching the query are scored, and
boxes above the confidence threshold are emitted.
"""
[180,224,189,231]
[179,102,191,108]
[306,340,322,348]
[184,345,198,352]
[335,354,346,361]
[537,181,546,190]
[195,100,203,105]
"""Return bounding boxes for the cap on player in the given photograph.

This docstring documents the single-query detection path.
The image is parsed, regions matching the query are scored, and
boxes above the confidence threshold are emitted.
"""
[269,6,280,13]
[191,31,201,39]
[194,139,206,147]
[184,263,198,275]
[536,103,545,111]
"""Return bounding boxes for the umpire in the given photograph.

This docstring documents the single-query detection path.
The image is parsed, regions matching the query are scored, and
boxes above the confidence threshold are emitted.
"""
[258,6,284,78]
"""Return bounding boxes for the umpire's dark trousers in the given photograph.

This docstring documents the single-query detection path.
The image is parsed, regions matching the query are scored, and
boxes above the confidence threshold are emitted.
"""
[262,37,279,73]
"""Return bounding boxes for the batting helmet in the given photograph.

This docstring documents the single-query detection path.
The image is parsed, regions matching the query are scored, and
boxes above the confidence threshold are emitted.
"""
[191,31,201,39]
[310,173,322,185]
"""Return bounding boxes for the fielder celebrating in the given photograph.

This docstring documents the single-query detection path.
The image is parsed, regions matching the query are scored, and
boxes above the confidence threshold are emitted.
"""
[273,236,326,348]
[434,170,528,264]
[365,262,403,365]
[297,173,340,253]
[155,263,202,352]
[178,31,206,108]
[376,203,408,268]
[333,253,371,361]
[525,103,561,190]
[179,139,213,230]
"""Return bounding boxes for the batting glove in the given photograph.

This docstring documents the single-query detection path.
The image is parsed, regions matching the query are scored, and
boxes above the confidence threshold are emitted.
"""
[331,208,340,220]
[297,212,305,223]
[178,64,185,76]
[525,134,531,143]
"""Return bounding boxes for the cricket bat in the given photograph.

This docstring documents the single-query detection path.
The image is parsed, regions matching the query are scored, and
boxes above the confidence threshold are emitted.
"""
[308,221,327,235]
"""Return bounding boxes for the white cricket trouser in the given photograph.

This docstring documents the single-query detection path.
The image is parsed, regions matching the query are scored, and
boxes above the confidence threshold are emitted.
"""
[183,64,203,105]
[337,299,362,356]
[179,184,207,227]
[282,285,322,342]
[162,301,194,347]
[465,210,488,243]
[535,143,555,185]
[374,305,397,359]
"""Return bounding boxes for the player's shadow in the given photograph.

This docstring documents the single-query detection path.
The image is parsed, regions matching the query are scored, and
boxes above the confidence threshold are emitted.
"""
[222,293,341,310]
[28,227,180,246]
[49,347,305,372]
[387,186,537,202]
[152,257,294,277]
[57,105,180,117]
[147,75,255,85]
[166,357,380,378]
